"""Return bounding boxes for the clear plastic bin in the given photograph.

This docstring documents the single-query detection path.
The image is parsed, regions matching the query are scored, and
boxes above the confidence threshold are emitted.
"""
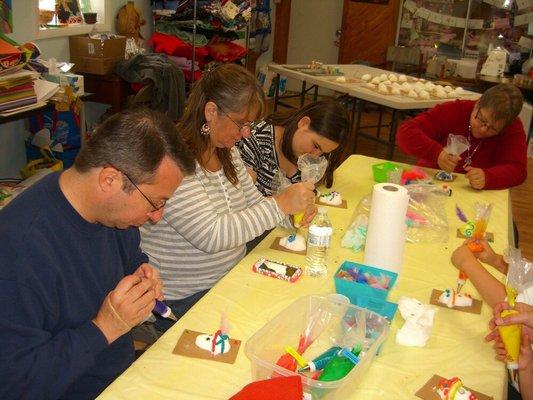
[244,295,390,399]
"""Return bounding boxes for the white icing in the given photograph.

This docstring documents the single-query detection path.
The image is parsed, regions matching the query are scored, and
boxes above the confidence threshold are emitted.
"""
[407,90,418,98]
[371,76,381,84]
[398,74,407,82]
[419,90,430,99]
[378,83,389,94]
[335,76,346,83]
[438,289,473,308]
[319,191,342,206]
[279,234,307,252]
[388,74,398,82]
[444,85,453,93]
[391,87,401,95]
[365,82,376,90]
[361,74,372,81]
[379,73,388,81]
[195,333,231,355]
[382,80,391,85]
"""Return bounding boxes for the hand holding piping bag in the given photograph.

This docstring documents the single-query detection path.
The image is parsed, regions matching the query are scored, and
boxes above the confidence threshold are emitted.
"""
[293,154,328,228]
[497,247,530,376]
[459,202,493,292]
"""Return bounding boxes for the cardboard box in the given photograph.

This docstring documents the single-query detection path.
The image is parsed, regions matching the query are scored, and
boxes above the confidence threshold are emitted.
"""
[69,35,126,75]
[43,72,84,95]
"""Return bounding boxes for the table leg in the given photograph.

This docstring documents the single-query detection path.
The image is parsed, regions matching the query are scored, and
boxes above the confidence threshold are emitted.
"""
[313,85,318,102]
[300,81,307,106]
[351,99,363,154]
[387,110,399,160]
[274,73,280,112]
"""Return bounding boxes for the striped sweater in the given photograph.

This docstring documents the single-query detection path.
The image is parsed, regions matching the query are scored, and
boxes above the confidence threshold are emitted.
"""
[140,147,286,300]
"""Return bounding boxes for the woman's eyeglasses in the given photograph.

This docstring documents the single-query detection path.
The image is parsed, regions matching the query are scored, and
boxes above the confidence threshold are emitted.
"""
[475,109,499,134]
[217,106,254,136]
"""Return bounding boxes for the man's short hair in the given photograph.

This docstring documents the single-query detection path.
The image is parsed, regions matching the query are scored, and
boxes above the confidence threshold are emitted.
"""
[75,108,195,188]
[478,83,523,126]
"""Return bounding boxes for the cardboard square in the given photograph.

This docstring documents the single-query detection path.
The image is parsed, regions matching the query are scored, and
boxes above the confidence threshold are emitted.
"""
[316,197,348,209]
[173,329,241,364]
[429,289,482,314]
[415,374,493,400]
[456,229,494,242]
[270,237,307,255]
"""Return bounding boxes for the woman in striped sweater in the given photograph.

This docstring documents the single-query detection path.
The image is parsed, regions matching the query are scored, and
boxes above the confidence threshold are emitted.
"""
[140,64,315,332]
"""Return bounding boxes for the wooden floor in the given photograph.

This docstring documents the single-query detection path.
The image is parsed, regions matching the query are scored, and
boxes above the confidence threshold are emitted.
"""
[267,96,533,259]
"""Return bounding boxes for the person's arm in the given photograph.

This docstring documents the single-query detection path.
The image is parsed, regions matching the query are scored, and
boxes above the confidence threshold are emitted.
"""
[466,238,508,274]
[235,136,261,183]
[482,120,527,190]
[451,244,506,307]
[162,172,286,253]
[125,228,149,275]
[396,101,461,166]
[518,332,533,400]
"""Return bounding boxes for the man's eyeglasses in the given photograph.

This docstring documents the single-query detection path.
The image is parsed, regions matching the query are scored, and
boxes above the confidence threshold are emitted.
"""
[111,166,166,212]
[217,106,253,136]
[475,108,499,134]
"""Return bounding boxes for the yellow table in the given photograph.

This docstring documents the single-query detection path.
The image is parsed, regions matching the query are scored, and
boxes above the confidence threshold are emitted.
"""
[99,155,510,400]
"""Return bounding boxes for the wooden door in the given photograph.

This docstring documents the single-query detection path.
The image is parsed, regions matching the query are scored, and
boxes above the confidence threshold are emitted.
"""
[338,0,401,66]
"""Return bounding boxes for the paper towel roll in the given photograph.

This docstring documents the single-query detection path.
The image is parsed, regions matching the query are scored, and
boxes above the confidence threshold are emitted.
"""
[364,183,409,274]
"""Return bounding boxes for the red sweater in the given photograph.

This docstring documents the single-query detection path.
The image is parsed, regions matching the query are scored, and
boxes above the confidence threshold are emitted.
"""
[396,100,527,190]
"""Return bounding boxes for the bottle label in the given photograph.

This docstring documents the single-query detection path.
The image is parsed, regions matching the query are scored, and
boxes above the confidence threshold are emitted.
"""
[308,226,332,247]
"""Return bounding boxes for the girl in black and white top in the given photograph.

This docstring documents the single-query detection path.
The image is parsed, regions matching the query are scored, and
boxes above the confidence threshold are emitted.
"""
[237,100,350,196]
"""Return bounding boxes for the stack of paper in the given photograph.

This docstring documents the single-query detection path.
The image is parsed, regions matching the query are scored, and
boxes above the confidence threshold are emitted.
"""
[0,70,39,113]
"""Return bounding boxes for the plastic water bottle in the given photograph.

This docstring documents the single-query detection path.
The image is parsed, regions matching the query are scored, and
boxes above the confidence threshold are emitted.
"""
[306,207,333,277]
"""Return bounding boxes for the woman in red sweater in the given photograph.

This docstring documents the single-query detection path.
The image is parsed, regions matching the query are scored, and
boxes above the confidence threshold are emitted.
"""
[396,83,527,190]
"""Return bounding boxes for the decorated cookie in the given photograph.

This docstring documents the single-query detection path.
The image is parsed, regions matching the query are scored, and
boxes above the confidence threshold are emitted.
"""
[436,376,478,400]
[279,234,306,252]
[195,330,231,356]
[319,191,342,206]
[438,289,473,308]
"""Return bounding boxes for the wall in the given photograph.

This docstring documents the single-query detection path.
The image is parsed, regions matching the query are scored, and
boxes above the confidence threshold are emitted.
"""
[0,0,152,178]
[255,0,343,93]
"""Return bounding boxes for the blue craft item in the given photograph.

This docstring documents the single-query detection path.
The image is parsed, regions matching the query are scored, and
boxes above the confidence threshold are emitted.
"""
[288,234,296,243]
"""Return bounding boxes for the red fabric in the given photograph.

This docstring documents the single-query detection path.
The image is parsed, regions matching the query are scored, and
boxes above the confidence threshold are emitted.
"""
[206,41,247,63]
[396,99,527,190]
[229,376,303,400]
[149,32,209,64]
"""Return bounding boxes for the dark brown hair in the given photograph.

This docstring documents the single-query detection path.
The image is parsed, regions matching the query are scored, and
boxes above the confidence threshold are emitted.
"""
[177,64,266,185]
[267,100,349,187]
[75,107,195,192]
[478,83,523,126]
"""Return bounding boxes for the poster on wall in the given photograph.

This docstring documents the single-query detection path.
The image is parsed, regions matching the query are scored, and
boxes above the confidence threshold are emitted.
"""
[56,0,83,24]
[1,0,13,34]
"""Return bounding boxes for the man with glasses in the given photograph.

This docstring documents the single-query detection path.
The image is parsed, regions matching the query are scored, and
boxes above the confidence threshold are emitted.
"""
[0,108,195,399]
[397,83,527,190]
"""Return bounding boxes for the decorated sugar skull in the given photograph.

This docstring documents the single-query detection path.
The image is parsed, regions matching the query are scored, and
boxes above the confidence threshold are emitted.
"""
[195,330,231,356]
[436,376,478,400]
[438,289,473,308]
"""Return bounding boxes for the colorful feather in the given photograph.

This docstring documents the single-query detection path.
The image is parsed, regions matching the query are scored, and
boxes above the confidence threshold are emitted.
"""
[455,205,468,223]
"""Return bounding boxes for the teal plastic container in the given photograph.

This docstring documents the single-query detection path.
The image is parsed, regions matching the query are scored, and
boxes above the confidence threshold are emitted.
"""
[334,261,397,301]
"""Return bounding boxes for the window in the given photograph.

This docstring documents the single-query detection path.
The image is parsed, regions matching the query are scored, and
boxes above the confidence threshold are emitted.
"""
[35,0,111,39]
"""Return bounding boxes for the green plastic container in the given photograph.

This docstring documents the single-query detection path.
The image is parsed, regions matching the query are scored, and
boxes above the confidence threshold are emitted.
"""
[372,162,402,183]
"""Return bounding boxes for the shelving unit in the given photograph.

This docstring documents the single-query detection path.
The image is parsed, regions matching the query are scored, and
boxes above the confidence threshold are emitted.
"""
[150,0,252,87]
[396,0,533,64]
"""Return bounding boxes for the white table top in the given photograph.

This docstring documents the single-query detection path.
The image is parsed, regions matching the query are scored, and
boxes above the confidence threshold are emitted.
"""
[268,63,481,110]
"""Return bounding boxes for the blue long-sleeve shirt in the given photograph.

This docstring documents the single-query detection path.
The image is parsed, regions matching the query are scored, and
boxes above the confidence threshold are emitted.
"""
[0,172,148,399]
